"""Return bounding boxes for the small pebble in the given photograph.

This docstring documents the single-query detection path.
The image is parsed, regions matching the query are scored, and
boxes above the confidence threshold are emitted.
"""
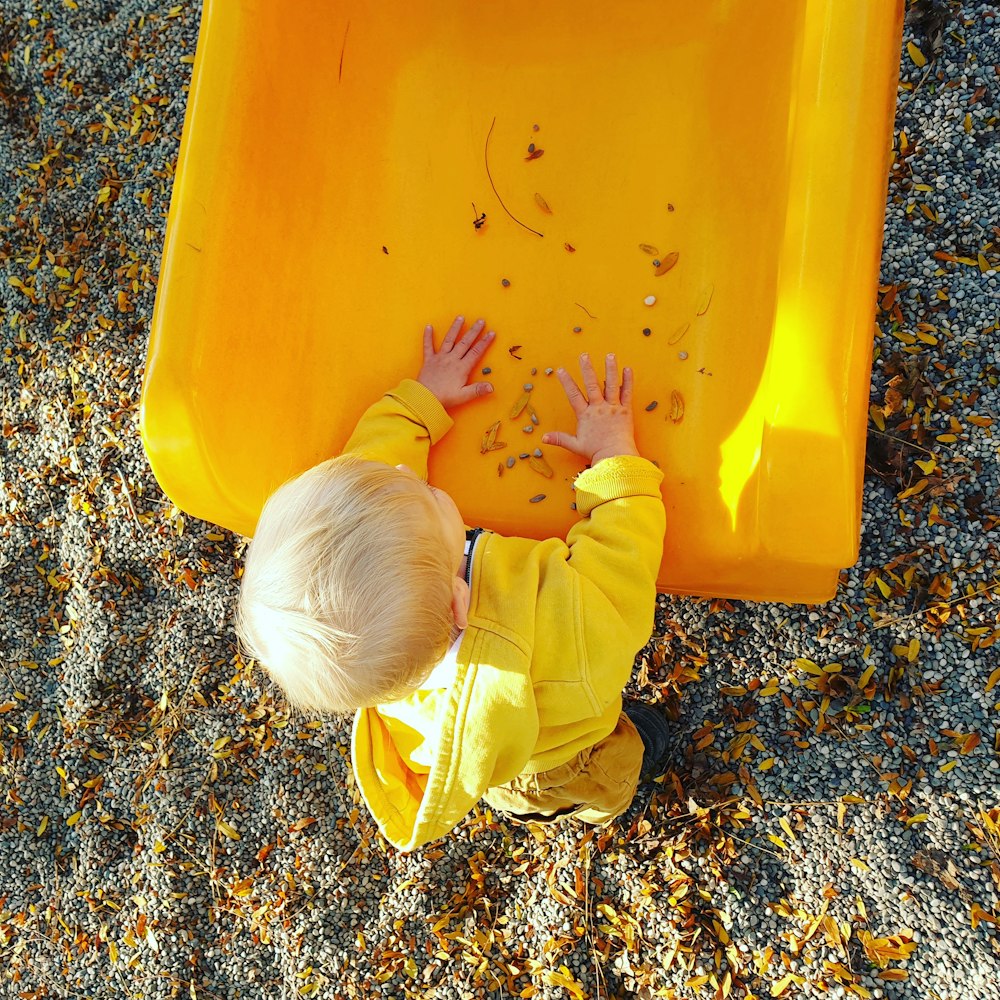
[645,401,658,411]
[545,367,554,375]
[528,143,535,153]
[573,326,582,333]
[642,328,652,337]
[678,352,688,361]
[519,453,529,459]
[501,278,510,287]
[481,367,492,375]
[533,448,542,458]
[653,259,661,267]
[523,383,533,391]
[530,367,537,375]
[523,425,534,433]
[644,295,656,306]
[506,456,515,468]
[530,414,539,425]
[529,494,546,503]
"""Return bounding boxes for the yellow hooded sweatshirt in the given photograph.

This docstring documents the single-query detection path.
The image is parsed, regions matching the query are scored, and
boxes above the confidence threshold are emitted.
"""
[343,379,665,851]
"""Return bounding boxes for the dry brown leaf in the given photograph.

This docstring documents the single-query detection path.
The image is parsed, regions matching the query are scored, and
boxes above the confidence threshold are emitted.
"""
[912,848,966,895]
[669,390,685,424]
[529,455,554,478]
[510,391,531,419]
[481,420,501,453]
[655,251,679,276]
[882,382,904,417]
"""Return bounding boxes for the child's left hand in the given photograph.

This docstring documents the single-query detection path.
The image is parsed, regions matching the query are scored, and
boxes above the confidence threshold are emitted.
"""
[417,316,496,409]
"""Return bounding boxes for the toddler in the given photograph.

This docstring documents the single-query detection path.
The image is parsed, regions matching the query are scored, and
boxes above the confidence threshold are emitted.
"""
[236,315,669,850]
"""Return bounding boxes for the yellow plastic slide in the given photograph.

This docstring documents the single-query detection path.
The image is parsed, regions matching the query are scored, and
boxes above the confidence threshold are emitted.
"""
[141,0,905,603]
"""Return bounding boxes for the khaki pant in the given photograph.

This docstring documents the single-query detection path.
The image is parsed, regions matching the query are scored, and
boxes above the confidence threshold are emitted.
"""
[483,712,644,826]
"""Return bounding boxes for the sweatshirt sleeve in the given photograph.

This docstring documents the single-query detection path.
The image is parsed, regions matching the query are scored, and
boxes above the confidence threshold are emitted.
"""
[565,454,666,660]
[339,379,453,478]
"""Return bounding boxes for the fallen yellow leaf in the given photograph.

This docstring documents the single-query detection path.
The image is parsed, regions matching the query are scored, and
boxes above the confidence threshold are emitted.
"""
[217,819,241,840]
[795,658,824,676]
[907,40,927,67]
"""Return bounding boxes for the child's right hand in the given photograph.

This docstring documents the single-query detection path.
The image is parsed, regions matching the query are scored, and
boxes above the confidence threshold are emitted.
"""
[542,353,639,465]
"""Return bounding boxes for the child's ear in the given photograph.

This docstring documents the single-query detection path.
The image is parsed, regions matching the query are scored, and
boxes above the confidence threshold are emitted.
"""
[451,577,470,631]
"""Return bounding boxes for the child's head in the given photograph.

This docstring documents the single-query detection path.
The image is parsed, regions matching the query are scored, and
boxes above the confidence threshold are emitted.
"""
[235,456,468,715]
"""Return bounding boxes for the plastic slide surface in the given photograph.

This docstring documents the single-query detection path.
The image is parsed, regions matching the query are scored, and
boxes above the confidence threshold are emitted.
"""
[141,0,905,604]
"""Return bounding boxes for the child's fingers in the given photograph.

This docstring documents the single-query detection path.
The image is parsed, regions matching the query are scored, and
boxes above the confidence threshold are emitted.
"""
[555,367,587,415]
[422,324,435,358]
[462,328,495,364]
[455,318,487,356]
[579,353,602,401]
[604,354,620,403]
[441,314,465,350]
[621,366,634,407]
[456,381,493,405]
[541,430,578,454]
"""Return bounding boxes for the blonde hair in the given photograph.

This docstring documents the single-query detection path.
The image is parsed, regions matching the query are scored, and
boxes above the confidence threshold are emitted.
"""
[235,456,456,714]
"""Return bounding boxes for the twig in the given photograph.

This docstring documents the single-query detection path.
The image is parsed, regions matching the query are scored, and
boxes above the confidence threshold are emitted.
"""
[872,580,1000,631]
[338,21,350,82]
[867,427,941,458]
[485,117,544,238]
[829,721,891,784]
[897,63,934,113]
[726,832,785,861]
[762,799,873,808]
[976,801,1000,866]
[581,841,608,999]
[117,469,141,529]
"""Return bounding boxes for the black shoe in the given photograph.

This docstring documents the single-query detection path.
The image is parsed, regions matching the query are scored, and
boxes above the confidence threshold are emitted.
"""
[622,699,670,779]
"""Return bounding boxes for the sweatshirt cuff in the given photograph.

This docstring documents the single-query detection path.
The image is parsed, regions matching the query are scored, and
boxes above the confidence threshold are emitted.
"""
[386,379,454,444]
[573,454,664,516]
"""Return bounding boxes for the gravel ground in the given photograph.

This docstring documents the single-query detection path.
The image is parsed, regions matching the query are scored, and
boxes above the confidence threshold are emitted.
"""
[1,2,999,998]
